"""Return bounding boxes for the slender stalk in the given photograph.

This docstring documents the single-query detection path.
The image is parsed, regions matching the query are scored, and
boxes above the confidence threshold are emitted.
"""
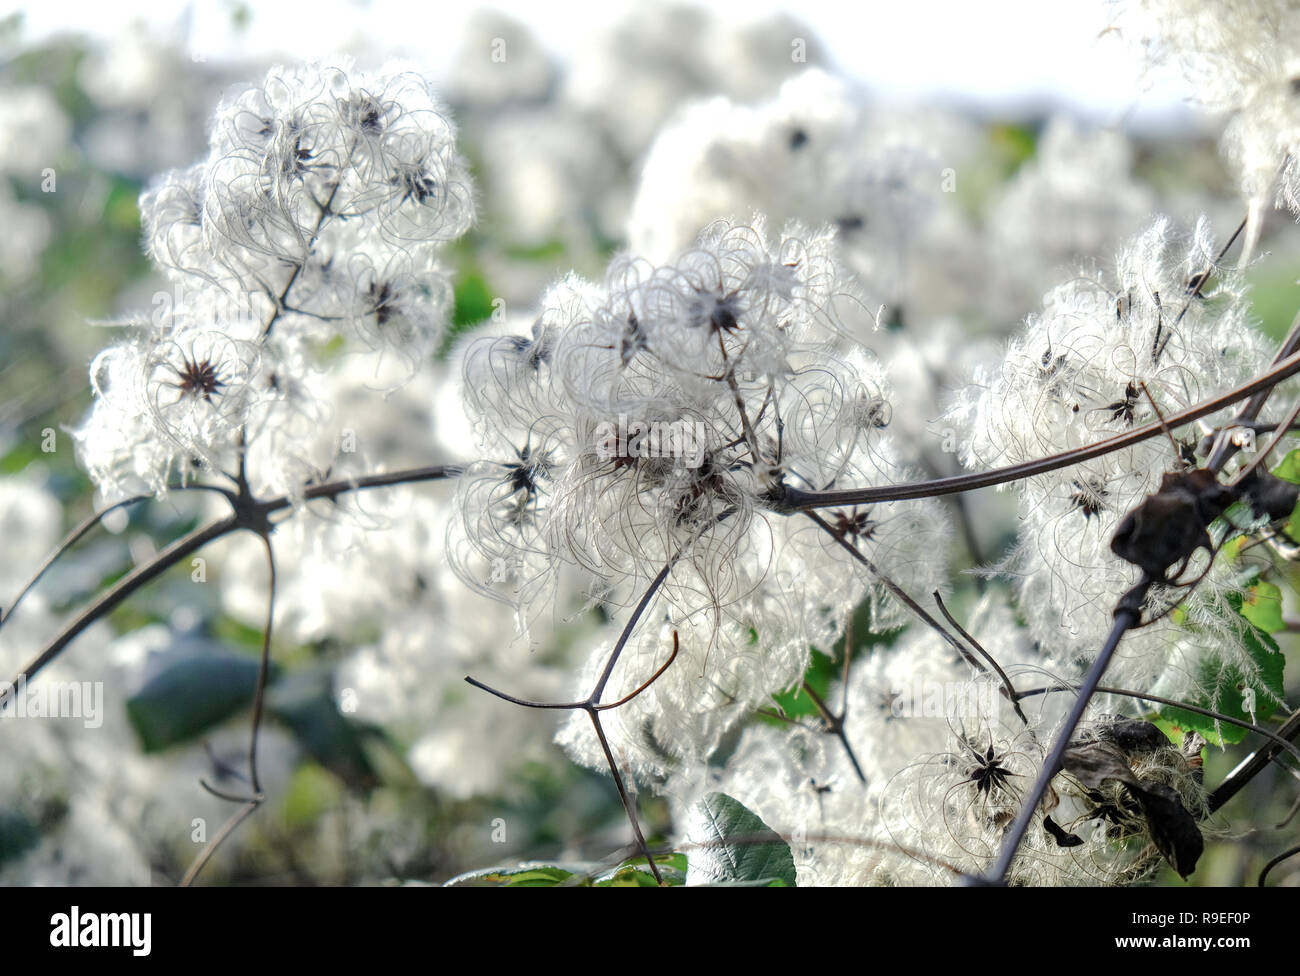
[591,560,677,703]
[0,494,150,629]
[180,801,261,887]
[586,710,660,883]
[933,591,1028,726]
[1015,684,1300,766]
[465,557,684,886]
[0,485,234,631]
[247,535,276,796]
[800,680,866,784]
[1258,844,1300,886]
[1,516,240,710]
[179,533,279,886]
[283,464,463,511]
[1208,708,1300,813]
[7,463,464,706]
[262,179,341,341]
[596,632,680,711]
[982,596,1144,884]
[781,347,1300,510]
[1230,394,1300,484]
[803,511,972,663]
[1207,307,1300,471]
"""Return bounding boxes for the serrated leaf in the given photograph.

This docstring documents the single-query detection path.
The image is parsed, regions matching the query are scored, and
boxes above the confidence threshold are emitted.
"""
[685,792,796,887]
[1159,593,1285,744]
[126,645,271,752]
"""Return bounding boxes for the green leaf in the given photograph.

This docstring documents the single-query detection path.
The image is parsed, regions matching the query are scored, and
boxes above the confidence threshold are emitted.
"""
[595,866,664,887]
[1272,448,1300,485]
[760,604,904,727]
[1287,497,1300,545]
[1159,593,1285,745]
[281,763,341,829]
[653,851,688,874]
[1241,580,1284,634]
[444,864,582,887]
[990,122,1037,175]
[594,853,687,887]
[126,645,271,752]
[684,792,796,887]
[0,808,40,867]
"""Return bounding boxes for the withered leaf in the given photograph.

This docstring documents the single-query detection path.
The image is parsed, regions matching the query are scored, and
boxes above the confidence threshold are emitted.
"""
[1043,815,1084,848]
[1088,715,1171,756]
[1061,741,1137,789]
[1061,740,1203,879]
[1129,781,1203,880]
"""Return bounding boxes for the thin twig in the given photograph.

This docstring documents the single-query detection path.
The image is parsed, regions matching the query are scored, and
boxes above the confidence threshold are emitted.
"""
[1015,683,1300,767]
[933,591,1028,726]
[1,516,240,711]
[596,632,680,711]
[179,533,279,885]
[0,485,234,631]
[781,347,1300,510]
[800,680,866,784]
[981,585,1147,884]
[1231,394,1300,485]
[1207,307,1300,471]
[247,534,277,796]
[1209,708,1300,813]
[5,464,464,706]
[803,510,974,664]
[179,801,261,887]
[586,709,659,883]
[465,514,735,886]
[1259,843,1300,886]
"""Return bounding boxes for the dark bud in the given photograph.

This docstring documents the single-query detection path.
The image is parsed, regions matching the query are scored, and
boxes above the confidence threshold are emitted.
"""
[1110,469,1236,579]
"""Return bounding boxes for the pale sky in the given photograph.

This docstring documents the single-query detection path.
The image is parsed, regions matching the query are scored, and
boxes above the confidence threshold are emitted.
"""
[6,0,1202,125]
